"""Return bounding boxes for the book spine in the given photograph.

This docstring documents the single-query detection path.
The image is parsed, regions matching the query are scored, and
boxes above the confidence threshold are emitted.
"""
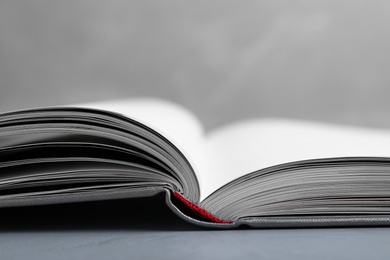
[173,191,232,224]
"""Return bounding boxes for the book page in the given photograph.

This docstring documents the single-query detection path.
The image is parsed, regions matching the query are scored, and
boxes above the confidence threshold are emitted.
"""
[76,98,208,188]
[73,99,390,201]
[200,119,390,200]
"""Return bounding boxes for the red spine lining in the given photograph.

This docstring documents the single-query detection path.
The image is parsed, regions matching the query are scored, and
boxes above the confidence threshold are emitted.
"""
[173,191,232,224]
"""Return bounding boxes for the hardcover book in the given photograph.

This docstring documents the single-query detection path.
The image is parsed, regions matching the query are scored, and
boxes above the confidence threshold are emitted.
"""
[1,98,390,228]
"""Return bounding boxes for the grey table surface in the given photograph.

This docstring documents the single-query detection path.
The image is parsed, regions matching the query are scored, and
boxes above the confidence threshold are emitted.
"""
[3,227,390,260]
[0,195,390,260]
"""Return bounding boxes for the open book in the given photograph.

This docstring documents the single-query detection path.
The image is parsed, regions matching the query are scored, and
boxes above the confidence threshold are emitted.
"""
[1,98,390,228]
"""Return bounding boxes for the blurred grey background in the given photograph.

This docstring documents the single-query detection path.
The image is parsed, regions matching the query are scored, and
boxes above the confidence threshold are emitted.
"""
[1,0,390,131]
[2,2,390,259]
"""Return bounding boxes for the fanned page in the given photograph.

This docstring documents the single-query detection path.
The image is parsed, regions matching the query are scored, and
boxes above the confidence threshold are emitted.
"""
[0,98,209,207]
[77,99,208,191]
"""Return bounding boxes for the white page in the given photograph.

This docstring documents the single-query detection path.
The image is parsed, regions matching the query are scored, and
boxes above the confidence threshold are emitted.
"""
[76,98,208,189]
[201,119,390,200]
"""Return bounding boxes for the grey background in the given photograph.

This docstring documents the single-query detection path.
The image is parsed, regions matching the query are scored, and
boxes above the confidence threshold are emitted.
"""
[1,1,390,259]
[1,0,390,131]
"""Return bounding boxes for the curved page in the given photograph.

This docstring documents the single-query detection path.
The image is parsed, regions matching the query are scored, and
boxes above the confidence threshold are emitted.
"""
[77,98,208,194]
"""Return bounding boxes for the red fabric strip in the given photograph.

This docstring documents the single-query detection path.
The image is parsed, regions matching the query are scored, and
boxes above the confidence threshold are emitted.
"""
[173,191,232,224]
